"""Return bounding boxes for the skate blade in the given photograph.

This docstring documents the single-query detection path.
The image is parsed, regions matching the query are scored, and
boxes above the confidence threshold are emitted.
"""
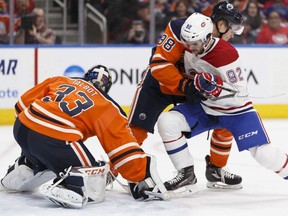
[168,184,199,198]
[144,184,199,200]
[206,181,243,190]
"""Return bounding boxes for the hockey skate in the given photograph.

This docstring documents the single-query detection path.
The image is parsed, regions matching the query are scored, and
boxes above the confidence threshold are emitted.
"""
[205,155,242,189]
[163,165,199,198]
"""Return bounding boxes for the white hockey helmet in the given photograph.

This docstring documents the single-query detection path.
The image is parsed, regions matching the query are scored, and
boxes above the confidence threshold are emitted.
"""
[180,13,213,50]
[84,65,112,93]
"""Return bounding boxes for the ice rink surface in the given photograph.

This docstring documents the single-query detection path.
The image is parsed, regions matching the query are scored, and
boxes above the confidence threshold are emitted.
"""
[1,119,288,216]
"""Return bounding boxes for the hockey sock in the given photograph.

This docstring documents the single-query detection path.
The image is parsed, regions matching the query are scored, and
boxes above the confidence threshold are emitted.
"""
[210,129,233,167]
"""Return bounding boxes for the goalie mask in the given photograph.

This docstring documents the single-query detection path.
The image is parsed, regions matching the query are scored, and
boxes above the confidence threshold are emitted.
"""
[84,65,112,93]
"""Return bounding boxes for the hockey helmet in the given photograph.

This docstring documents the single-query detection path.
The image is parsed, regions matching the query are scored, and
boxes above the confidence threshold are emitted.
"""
[180,13,213,50]
[84,65,112,93]
[211,1,244,35]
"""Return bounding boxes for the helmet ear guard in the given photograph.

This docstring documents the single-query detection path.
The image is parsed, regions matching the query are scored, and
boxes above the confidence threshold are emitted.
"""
[84,65,112,93]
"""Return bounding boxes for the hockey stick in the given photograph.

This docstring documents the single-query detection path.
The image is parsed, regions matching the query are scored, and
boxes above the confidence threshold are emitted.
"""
[208,92,286,101]
[185,74,287,101]
[144,183,199,199]
[109,171,131,193]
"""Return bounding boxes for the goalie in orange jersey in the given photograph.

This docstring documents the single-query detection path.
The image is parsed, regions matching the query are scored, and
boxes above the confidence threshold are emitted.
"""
[128,1,243,190]
[0,65,168,208]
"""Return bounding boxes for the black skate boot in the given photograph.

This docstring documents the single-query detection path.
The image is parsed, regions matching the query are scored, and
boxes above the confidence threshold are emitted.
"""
[205,155,242,189]
[164,165,197,191]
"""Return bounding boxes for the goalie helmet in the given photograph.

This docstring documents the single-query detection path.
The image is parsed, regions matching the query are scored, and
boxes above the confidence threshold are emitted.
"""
[211,1,243,35]
[84,65,112,93]
[180,13,213,50]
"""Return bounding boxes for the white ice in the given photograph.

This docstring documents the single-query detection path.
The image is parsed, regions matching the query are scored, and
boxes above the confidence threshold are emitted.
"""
[1,119,288,216]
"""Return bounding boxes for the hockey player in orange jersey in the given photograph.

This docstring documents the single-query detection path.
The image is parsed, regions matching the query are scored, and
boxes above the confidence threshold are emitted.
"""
[0,65,168,208]
[128,1,243,190]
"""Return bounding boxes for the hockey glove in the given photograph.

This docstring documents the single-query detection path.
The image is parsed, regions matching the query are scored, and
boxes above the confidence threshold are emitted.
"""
[129,155,169,201]
[129,179,157,201]
[194,72,223,98]
[179,77,206,103]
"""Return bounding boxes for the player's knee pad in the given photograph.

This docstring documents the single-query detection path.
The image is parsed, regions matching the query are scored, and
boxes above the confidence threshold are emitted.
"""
[1,156,55,192]
[249,144,288,175]
[157,111,190,141]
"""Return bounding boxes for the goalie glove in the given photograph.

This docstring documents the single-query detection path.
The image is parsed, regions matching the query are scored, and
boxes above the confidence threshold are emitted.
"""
[178,77,206,103]
[194,72,223,98]
[129,155,169,201]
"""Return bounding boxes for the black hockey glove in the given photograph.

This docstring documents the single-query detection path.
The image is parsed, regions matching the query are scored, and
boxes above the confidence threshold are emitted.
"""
[129,181,154,201]
[179,77,206,103]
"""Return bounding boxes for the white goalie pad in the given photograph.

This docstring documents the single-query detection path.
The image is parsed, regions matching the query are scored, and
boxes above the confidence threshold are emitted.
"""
[1,157,55,192]
[40,162,110,208]
[76,163,110,203]
[40,183,87,208]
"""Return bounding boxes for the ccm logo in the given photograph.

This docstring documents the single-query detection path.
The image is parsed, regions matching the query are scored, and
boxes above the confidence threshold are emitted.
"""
[79,168,107,175]
[238,130,258,140]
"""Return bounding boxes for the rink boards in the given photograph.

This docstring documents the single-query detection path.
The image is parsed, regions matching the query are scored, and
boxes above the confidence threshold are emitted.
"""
[1,45,288,125]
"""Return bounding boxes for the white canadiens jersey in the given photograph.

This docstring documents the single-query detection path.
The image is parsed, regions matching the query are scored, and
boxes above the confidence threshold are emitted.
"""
[184,38,254,116]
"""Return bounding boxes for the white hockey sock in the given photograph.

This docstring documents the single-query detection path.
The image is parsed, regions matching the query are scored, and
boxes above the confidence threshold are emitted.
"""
[163,134,194,170]
[249,144,288,179]
[157,111,194,170]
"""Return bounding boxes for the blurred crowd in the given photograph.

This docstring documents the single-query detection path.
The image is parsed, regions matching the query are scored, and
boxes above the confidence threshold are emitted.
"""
[0,0,56,44]
[1,0,288,45]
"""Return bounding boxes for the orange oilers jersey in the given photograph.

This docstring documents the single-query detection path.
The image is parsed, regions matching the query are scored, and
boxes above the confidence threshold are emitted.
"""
[15,76,137,146]
[150,18,188,95]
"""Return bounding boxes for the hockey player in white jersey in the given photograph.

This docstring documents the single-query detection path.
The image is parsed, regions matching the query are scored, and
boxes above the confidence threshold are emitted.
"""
[157,13,288,195]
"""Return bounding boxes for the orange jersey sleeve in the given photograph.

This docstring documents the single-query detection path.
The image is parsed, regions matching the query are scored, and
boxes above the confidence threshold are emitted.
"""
[150,19,186,95]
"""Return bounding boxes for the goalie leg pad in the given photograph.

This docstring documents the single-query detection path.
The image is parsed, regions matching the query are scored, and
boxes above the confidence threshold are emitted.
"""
[1,156,55,192]
[1,156,32,191]
[40,161,109,208]
[75,162,110,203]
